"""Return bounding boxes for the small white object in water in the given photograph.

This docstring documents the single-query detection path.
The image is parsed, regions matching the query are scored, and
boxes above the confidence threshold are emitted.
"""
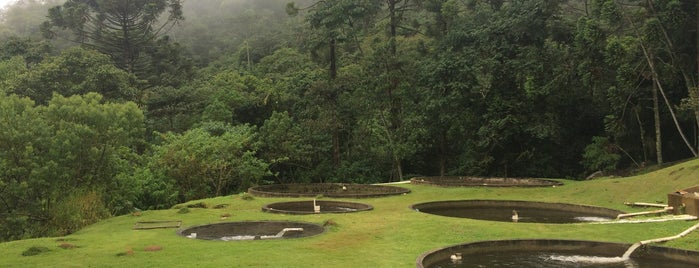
[221,235,256,241]
[574,216,612,222]
[342,186,347,190]
[548,254,630,264]
[450,253,462,263]
[186,233,197,239]
[512,210,519,222]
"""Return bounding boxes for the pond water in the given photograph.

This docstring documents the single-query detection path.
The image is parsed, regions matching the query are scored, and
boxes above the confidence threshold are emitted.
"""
[423,206,613,223]
[417,239,699,268]
[262,200,373,214]
[411,200,622,224]
[248,183,410,198]
[429,251,688,268]
[177,221,325,241]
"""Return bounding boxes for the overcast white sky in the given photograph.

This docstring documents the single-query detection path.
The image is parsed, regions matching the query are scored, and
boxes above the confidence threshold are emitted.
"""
[0,0,16,10]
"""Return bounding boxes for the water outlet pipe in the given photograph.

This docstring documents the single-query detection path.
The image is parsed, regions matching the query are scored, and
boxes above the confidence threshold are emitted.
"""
[622,221,699,259]
[616,206,674,220]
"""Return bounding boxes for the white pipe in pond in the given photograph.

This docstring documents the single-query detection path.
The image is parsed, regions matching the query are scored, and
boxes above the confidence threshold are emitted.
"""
[313,199,320,213]
[624,202,668,208]
[616,206,673,220]
[622,221,699,259]
[271,228,304,238]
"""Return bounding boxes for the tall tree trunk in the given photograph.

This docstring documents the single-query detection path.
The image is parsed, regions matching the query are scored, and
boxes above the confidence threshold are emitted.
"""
[387,0,397,56]
[652,76,663,164]
[623,7,699,156]
[642,44,698,156]
[386,0,402,180]
[329,38,337,79]
[633,106,648,163]
[646,0,699,151]
[439,130,447,176]
[332,115,340,167]
[329,37,340,167]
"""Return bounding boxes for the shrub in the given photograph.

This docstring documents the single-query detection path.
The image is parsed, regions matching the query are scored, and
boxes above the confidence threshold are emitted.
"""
[239,192,254,200]
[150,124,271,202]
[49,191,110,236]
[186,202,208,208]
[22,246,50,256]
[581,136,621,174]
[213,204,229,209]
[131,168,178,210]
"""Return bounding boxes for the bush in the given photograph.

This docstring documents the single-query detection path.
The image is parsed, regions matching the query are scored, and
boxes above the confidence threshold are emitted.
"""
[581,136,621,174]
[150,124,271,202]
[131,168,178,211]
[49,191,110,236]
[22,246,50,256]
[239,192,254,200]
[186,202,209,209]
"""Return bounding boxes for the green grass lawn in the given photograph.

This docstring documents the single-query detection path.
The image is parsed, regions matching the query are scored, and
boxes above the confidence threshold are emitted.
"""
[2,160,699,267]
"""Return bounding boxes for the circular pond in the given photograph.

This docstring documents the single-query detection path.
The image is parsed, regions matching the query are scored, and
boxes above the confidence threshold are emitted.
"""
[248,183,410,198]
[411,200,623,223]
[262,200,373,214]
[417,239,699,268]
[177,221,324,241]
[410,176,563,187]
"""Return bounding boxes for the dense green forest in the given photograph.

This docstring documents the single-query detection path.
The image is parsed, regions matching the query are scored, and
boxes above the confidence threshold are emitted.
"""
[0,0,697,241]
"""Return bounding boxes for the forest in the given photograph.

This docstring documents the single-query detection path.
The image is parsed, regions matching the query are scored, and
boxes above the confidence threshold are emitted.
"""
[0,0,697,242]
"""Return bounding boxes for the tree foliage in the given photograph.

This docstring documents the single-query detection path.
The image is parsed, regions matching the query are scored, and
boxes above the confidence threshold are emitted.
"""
[41,0,185,84]
[0,92,144,240]
[150,122,270,201]
[9,47,137,104]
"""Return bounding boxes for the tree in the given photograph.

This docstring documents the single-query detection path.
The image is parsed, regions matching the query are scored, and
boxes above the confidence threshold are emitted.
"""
[169,0,295,67]
[255,48,329,182]
[0,56,27,92]
[594,0,699,165]
[258,111,314,183]
[150,122,270,201]
[581,136,622,172]
[0,36,52,67]
[416,0,626,177]
[0,92,144,241]
[41,0,184,81]
[9,47,137,104]
[362,0,425,180]
[0,93,48,240]
[289,0,380,168]
[642,0,698,157]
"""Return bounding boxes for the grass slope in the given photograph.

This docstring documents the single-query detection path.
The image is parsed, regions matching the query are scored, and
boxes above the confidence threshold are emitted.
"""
[2,160,699,267]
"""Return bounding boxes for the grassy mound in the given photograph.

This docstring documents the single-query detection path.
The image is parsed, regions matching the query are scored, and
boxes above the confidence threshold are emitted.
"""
[2,159,699,267]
